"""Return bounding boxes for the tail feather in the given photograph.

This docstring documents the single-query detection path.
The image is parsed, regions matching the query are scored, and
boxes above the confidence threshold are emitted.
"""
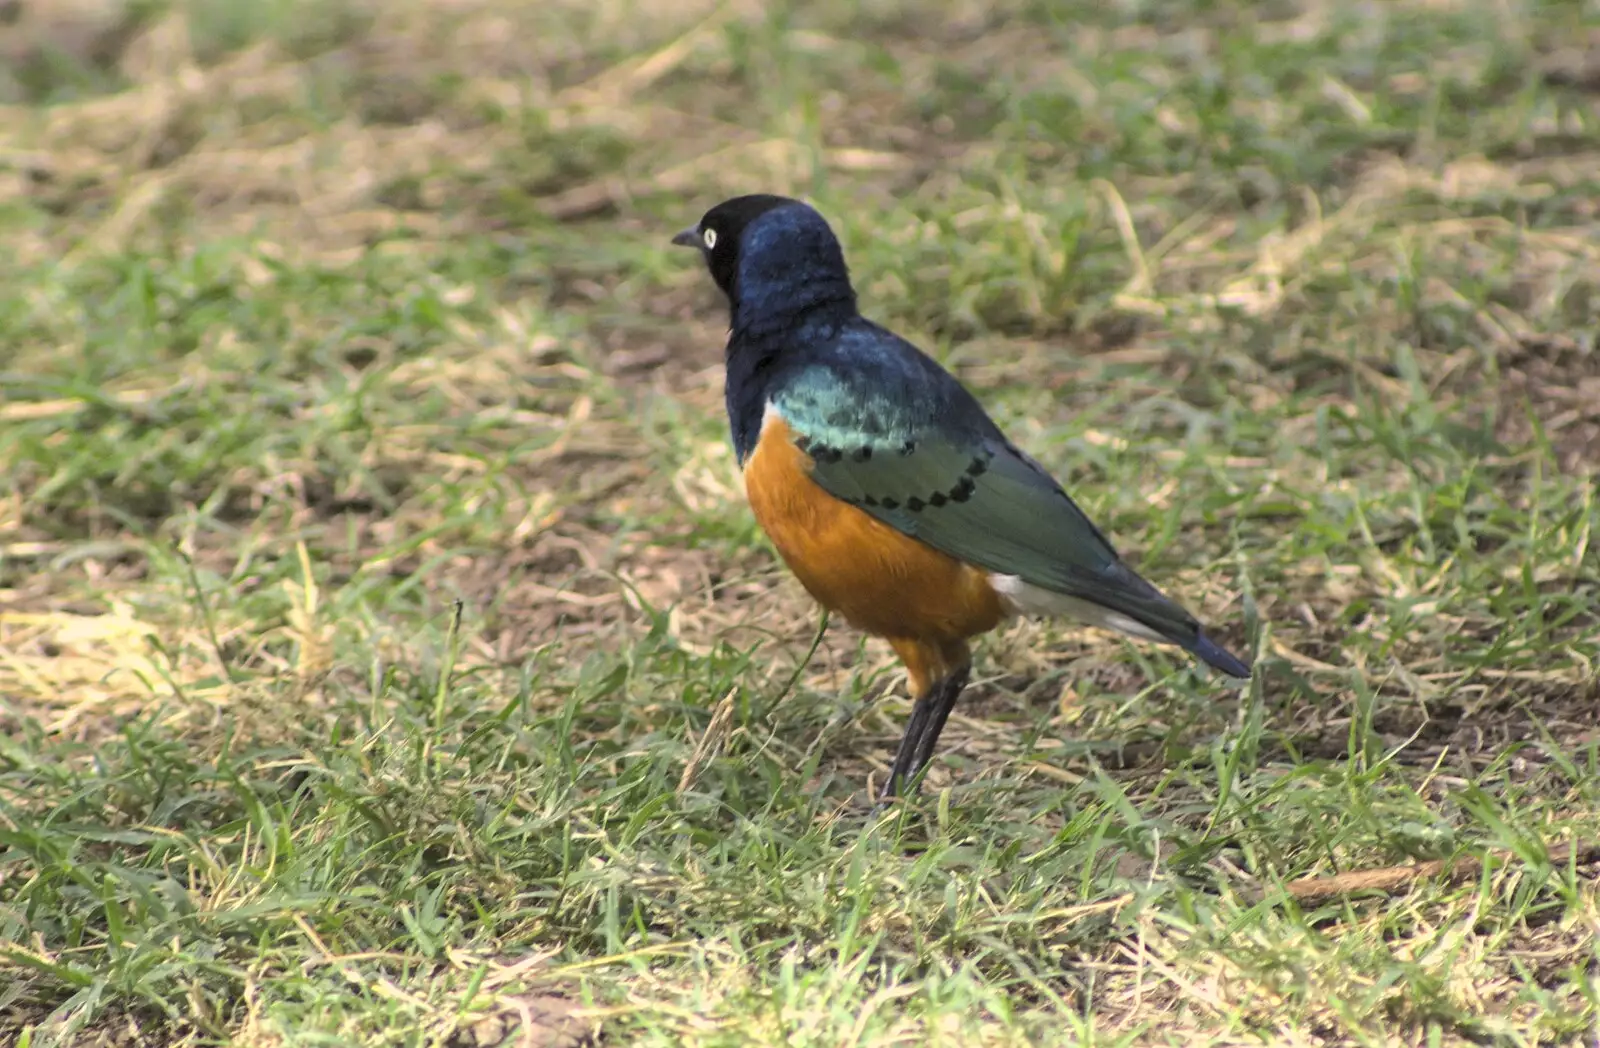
[989,571,1253,678]
[1182,630,1252,679]
[1093,563,1253,679]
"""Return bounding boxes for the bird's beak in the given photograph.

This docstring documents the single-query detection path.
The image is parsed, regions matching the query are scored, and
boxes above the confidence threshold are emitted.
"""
[671,226,700,248]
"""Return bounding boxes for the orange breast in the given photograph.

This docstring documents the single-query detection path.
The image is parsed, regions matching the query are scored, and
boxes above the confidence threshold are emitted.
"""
[742,409,1005,690]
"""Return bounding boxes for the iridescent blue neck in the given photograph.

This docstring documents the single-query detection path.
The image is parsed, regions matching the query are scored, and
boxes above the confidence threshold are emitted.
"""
[728,206,857,341]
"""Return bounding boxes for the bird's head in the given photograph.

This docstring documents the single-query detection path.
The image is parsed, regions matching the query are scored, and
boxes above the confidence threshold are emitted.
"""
[672,194,855,325]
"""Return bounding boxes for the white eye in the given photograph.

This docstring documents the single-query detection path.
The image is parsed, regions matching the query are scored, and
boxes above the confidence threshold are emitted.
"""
[703,228,718,249]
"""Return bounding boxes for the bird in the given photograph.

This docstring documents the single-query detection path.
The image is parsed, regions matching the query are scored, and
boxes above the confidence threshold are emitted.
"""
[672,193,1251,802]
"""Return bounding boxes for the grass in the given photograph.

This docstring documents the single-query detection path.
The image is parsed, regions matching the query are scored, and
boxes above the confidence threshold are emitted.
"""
[1,0,1598,1043]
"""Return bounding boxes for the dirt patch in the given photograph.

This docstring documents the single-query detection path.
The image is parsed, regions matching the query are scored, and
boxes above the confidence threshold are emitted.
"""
[1496,333,1600,474]
[450,991,598,1048]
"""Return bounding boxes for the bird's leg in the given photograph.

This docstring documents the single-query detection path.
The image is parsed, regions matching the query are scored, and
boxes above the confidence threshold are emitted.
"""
[907,663,970,777]
[882,687,939,800]
[876,639,974,804]
[878,661,972,802]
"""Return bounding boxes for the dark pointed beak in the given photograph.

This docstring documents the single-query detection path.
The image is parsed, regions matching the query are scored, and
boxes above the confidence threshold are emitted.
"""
[671,226,700,248]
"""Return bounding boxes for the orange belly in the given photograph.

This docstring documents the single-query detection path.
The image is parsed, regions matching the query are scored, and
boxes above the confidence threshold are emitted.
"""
[742,410,1005,693]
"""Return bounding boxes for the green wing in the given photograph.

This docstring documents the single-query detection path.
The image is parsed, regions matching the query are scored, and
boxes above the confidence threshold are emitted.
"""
[790,421,1203,642]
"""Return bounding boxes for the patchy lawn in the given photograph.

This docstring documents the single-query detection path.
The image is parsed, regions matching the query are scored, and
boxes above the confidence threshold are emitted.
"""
[2,0,1598,1044]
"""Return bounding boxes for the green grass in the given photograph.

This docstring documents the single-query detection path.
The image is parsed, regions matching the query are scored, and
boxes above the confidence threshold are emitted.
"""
[2,0,1599,1044]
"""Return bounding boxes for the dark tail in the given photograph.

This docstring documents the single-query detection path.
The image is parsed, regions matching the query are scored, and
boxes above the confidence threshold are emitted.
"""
[1183,629,1252,679]
[1096,562,1253,679]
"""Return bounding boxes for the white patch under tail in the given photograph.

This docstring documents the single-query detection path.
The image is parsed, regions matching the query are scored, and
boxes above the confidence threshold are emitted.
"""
[989,574,1168,643]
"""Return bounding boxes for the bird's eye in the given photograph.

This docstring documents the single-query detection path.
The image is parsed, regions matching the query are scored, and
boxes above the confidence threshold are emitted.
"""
[703,228,717,249]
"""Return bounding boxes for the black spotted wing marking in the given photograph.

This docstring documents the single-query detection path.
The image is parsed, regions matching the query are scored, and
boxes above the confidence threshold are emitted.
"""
[801,431,1205,642]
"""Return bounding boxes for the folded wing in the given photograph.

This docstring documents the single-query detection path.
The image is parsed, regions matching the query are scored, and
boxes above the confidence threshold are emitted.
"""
[784,410,1250,677]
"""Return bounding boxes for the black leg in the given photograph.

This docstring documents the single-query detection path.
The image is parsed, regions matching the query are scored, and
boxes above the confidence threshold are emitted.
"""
[876,665,971,803]
[881,693,937,801]
[908,664,970,776]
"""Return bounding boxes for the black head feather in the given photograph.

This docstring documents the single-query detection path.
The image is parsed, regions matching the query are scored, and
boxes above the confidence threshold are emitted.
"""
[672,194,798,298]
[672,195,856,336]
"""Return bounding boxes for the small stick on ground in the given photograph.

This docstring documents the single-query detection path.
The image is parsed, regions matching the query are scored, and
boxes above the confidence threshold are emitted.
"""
[1252,841,1600,905]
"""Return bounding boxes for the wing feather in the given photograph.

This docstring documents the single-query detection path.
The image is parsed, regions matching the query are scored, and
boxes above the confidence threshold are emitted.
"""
[783,411,1203,643]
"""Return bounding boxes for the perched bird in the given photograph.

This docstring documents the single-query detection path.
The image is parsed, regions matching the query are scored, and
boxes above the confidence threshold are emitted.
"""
[673,194,1251,801]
